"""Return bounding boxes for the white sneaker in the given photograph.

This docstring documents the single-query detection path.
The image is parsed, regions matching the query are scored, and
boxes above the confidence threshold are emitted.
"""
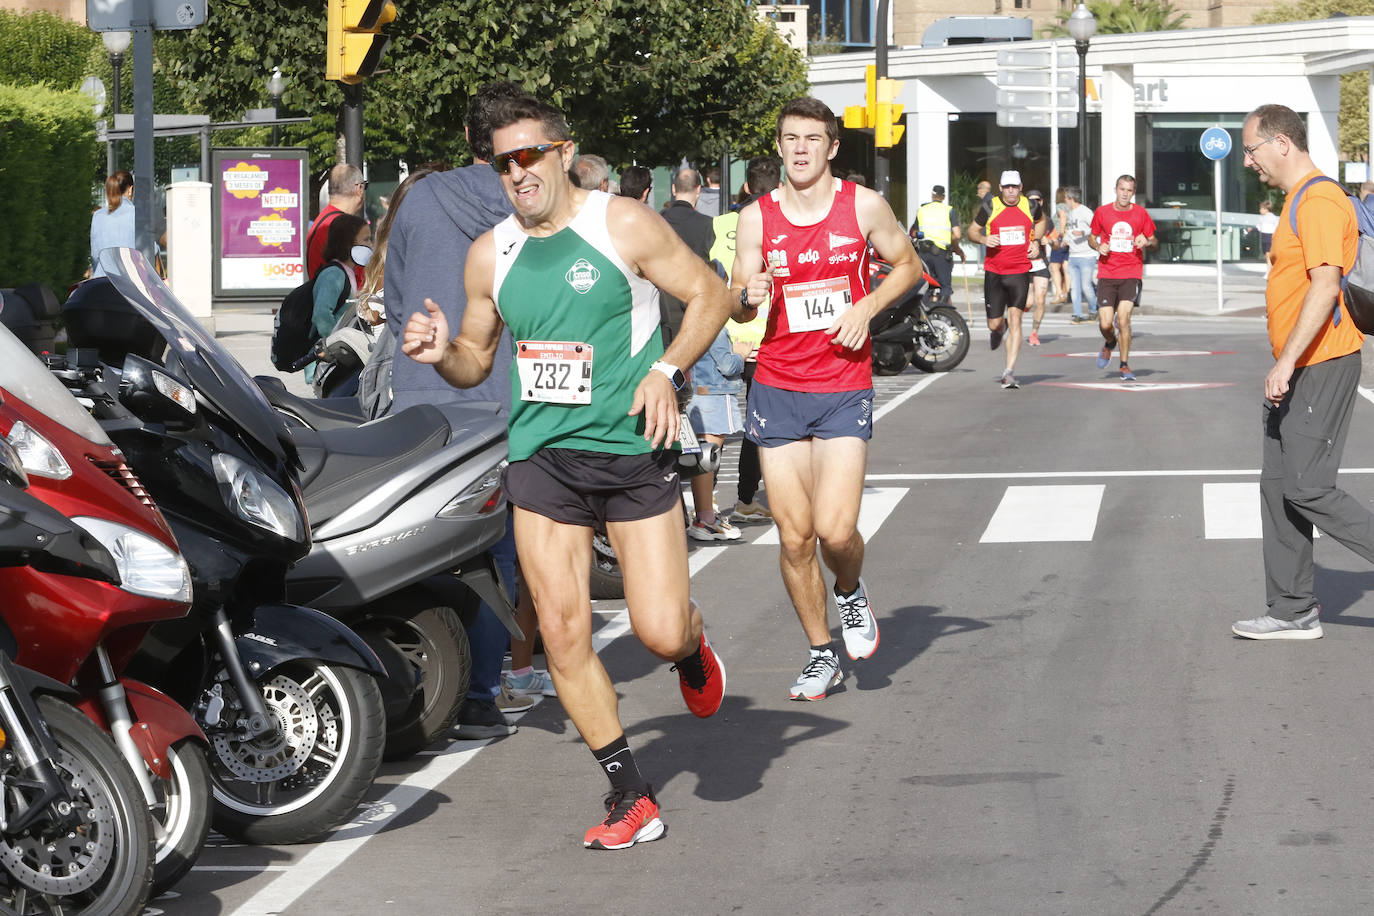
[789,649,842,701]
[836,579,879,660]
[729,501,773,524]
[687,518,742,541]
[1231,606,1323,640]
[503,668,557,697]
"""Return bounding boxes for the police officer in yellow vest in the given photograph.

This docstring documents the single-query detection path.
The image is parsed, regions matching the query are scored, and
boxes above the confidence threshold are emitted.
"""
[912,184,961,306]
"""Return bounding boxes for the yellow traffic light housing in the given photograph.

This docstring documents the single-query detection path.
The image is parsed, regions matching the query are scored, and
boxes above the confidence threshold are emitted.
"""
[864,65,877,127]
[327,0,397,84]
[875,78,904,148]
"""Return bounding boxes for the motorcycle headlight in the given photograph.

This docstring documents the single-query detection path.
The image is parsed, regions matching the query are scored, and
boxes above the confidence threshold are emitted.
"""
[211,452,306,542]
[436,460,506,519]
[70,516,192,603]
[4,421,71,480]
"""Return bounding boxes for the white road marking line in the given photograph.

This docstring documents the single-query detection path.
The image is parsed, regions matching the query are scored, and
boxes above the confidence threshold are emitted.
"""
[980,485,1104,543]
[592,610,633,653]
[752,487,908,546]
[868,468,1374,481]
[230,743,489,914]
[873,371,946,422]
[1203,482,1260,539]
[188,866,292,872]
[1360,386,1374,407]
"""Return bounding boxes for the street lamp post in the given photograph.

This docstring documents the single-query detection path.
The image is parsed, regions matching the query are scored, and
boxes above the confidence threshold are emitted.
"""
[102,30,131,175]
[1067,3,1096,203]
[267,67,286,147]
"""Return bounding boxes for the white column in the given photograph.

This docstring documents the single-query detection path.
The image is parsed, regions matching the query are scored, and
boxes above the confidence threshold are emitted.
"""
[911,105,950,229]
[166,181,213,322]
[1368,66,1373,178]
[1099,65,1136,206]
[1309,104,1340,178]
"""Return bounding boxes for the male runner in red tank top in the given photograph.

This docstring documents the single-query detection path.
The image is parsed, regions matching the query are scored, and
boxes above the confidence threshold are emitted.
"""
[730,97,921,701]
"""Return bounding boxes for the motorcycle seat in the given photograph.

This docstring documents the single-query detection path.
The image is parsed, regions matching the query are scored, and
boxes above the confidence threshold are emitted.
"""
[291,406,451,526]
[254,375,367,431]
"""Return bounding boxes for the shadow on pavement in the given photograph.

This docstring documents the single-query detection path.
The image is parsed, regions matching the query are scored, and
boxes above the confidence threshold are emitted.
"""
[849,604,990,692]
[1306,566,1374,626]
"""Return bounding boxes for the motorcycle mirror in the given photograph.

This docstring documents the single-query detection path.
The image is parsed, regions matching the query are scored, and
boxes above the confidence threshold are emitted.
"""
[118,354,199,428]
[0,438,29,490]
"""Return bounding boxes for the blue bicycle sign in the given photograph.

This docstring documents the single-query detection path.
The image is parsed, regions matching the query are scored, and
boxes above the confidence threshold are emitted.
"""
[1200,127,1232,160]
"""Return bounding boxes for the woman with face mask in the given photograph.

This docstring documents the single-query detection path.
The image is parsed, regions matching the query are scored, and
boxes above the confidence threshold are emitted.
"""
[304,213,370,382]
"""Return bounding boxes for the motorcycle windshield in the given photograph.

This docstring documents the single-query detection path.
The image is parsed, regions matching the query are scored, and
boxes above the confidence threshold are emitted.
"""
[98,248,291,465]
[0,324,113,449]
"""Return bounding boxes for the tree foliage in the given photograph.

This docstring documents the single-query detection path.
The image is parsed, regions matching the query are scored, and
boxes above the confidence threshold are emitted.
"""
[1254,0,1374,158]
[161,0,809,173]
[1044,0,1189,36]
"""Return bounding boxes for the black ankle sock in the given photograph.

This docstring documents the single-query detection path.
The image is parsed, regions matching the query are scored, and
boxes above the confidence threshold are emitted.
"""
[834,583,859,599]
[810,643,834,655]
[591,735,648,795]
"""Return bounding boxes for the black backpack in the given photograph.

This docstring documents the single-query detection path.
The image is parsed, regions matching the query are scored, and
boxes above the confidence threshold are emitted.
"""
[271,265,348,372]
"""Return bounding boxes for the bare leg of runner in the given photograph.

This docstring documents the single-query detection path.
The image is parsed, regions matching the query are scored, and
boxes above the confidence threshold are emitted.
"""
[1116,299,1136,368]
[1004,307,1024,372]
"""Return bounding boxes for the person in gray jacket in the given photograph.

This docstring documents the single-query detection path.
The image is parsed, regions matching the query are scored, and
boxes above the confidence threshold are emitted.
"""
[383,80,537,739]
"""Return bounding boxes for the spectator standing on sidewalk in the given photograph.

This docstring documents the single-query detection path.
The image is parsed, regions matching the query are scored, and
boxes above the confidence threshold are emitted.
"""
[571,154,610,192]
[1064,187,1097,323]
[1090,175,1157,381]
[1257,199,1279,264]
[913,184,960,308]
[1232,103,1374,641]
[696,165,722,216]
[618,166,653,205]
[660,168,715,347]
[307,164,366,282]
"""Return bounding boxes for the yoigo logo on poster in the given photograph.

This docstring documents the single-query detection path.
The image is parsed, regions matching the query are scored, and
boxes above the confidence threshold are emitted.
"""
[263,262,304,279]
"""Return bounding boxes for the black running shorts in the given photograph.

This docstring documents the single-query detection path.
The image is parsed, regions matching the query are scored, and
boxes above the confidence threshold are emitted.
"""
[502,447,681,529]
[1097,277,1142,311]
[984,271,1031,320]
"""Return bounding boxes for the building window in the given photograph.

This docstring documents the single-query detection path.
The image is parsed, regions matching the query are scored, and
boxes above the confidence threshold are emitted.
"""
[808,0,873,47]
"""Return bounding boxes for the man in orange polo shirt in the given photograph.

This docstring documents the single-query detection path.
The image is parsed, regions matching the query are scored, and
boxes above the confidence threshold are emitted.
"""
[1232,103,1374,640]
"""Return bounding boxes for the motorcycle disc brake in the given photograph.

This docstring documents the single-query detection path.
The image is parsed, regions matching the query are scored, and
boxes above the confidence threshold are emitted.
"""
[211,675,318,781]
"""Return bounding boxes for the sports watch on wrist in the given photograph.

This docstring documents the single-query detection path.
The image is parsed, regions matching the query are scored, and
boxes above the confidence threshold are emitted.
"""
[650,361,686,391]
[738,286,751,309]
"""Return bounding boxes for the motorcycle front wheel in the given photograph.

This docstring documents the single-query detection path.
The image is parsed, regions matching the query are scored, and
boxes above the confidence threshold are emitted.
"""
[204,661,385,846]
[0,697,153,916]
[911,305,970,373]
[589,530,625,600]
[150,739,213,894]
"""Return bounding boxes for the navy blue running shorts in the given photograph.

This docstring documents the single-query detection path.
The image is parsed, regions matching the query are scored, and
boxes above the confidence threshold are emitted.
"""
[744,381,874,447]
[503,447,680,529]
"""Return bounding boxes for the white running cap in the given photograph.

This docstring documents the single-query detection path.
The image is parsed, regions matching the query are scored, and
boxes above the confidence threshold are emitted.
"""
[999,170,1022,187]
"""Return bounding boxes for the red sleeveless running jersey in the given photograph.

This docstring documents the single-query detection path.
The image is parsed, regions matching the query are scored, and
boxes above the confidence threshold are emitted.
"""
[756,179,872,392]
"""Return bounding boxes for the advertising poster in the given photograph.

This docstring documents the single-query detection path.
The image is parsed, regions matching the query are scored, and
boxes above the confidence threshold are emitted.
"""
[212,148,309,298]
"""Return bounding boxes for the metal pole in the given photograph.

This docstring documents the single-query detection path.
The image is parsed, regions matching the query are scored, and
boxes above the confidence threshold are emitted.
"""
[1077,39,1089,203]
[132,0,155,261]
[342,83,363,168]
[1050,41,1060,205]
[1215,156,1223,313]
[720,150,730,215]
[107,54,123,175]
[873,0,890,199]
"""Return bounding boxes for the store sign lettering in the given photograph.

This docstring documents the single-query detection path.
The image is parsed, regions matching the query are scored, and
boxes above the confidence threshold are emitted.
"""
[1084,78,1170,104]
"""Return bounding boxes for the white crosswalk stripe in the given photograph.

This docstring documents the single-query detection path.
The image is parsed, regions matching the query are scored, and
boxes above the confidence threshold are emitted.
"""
[1203,482,1261,539]
[980,485,1105,543]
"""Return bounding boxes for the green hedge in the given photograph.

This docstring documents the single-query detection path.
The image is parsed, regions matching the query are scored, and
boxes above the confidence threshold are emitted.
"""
[0,83,100,293]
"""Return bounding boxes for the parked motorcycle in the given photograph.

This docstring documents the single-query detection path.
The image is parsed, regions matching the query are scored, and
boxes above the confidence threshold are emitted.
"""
[257,377,515,759]
[868,251,970,375]
[0,323,211,892]
[0,439,155,915]
[310,298,380,399]
[54,251,388,846]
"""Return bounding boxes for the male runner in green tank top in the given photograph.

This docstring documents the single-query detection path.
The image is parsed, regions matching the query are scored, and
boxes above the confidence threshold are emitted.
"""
[401,96,733,850]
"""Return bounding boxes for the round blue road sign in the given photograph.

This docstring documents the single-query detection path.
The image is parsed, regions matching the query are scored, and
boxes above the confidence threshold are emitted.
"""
[1200,127,1231,160]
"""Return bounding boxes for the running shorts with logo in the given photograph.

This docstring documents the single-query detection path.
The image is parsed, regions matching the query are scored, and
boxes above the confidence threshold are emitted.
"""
[984,272,1031,320]
[1097,277,1141,310]
[745,381,874,446]
[503,447,680,529]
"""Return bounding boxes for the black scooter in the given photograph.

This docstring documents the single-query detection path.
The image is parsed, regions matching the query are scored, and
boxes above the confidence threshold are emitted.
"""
[868,248,971,375]
[49,251,389,847]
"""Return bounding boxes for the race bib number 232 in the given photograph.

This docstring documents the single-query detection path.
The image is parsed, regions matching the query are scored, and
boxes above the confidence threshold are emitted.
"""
[516,341,592,405]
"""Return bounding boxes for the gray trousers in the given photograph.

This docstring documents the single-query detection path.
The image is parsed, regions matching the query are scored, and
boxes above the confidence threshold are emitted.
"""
[1261,351,1374,618]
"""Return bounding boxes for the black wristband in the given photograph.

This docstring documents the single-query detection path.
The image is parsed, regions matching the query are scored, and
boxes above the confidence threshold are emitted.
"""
[739,286,750,309]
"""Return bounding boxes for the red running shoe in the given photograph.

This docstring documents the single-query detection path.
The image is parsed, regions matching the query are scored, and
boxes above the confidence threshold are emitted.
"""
[583,786,665,850]
[672,632,726,718]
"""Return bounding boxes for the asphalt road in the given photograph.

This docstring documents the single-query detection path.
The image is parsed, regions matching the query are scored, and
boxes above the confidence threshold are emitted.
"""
[151,311,1374,916]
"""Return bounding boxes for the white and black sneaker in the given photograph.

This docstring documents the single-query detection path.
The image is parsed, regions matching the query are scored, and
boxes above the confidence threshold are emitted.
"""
[789,649,842,701]
[836,578,879,660]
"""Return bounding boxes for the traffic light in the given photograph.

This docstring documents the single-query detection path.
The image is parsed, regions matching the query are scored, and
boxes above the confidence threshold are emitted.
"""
[842,65,878,129]
[326,0,396,84]
[875,78,904,148]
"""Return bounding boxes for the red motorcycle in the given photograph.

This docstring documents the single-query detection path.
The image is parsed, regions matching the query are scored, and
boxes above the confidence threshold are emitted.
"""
[0,324,212,893]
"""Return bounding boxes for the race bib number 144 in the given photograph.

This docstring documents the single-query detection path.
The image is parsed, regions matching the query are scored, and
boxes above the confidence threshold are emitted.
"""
[782,276,852,333]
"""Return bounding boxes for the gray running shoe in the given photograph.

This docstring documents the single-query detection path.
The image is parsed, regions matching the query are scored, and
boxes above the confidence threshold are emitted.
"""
[789,650,842,701]
[836,578,879,659]
[1232,606,1323,640]
[1000,370,1019,390]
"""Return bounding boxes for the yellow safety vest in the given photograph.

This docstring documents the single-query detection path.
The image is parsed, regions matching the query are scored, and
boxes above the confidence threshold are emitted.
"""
[917,200,954,249]
[711,210,768,348]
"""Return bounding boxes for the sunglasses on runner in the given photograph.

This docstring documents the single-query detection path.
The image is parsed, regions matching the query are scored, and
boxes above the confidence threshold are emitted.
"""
[490,141,570,175]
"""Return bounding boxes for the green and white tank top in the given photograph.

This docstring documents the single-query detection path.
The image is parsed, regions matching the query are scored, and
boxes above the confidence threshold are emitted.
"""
[492,191,665,461]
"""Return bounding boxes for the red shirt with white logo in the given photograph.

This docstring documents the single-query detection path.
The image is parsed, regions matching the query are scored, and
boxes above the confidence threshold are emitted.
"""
[755,179,872,392]
[1090,204,1155,280]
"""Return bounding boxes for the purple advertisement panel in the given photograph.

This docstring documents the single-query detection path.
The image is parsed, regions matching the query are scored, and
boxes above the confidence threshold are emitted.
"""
[213,149,308,296]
